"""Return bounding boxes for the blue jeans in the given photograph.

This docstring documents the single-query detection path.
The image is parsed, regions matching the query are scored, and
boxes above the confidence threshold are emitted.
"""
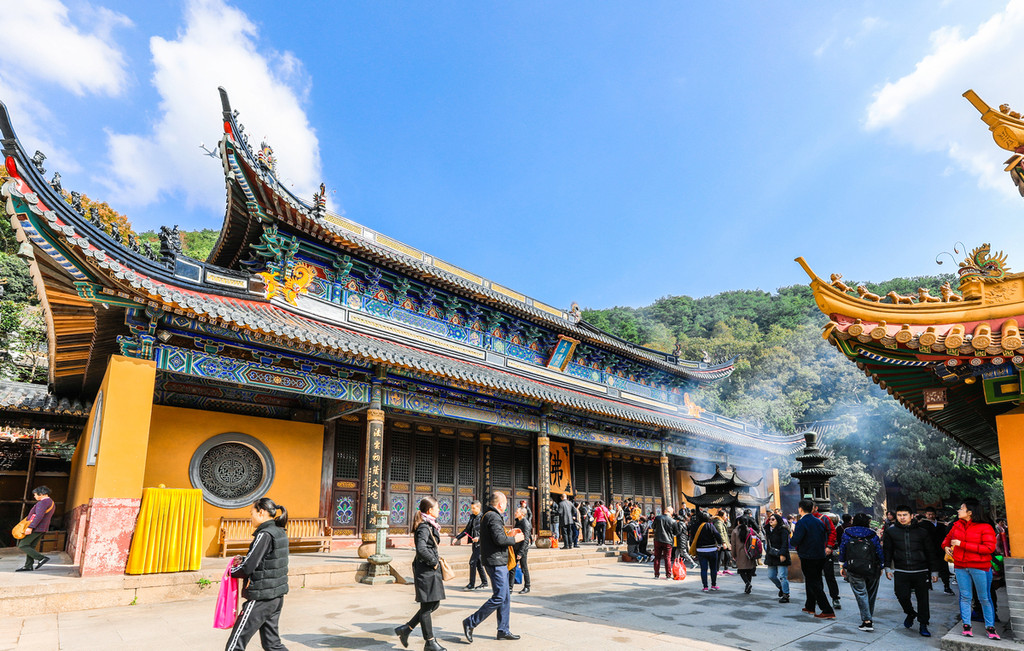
[697,550,719,588]
[847,572,880,622]
[955,567,995,628]
[768,565,790,596]
[466,564,512,634]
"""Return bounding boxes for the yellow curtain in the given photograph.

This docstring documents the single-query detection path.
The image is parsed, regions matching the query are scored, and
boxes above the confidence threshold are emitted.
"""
[126,487,204,574]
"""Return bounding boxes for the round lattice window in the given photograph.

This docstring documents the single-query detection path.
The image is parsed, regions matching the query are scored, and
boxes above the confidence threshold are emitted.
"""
[189,433,275,509]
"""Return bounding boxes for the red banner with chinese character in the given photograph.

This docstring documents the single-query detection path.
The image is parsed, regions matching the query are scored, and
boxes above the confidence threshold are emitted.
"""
[549,441,572,495]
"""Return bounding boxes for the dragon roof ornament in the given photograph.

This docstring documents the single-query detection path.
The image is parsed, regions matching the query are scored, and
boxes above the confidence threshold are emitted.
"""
[958,243,1010,284]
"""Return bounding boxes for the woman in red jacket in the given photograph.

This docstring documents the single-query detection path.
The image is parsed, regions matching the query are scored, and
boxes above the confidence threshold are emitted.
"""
[943,498,998,640]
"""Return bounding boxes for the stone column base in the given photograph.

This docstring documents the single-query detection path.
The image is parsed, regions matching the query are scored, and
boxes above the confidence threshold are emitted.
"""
[1005,556,1024,635]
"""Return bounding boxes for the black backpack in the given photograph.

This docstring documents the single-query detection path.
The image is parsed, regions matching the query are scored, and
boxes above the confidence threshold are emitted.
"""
[845,536,879,577]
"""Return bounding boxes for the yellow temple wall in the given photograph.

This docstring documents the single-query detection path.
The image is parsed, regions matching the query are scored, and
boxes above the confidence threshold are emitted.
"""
[68,356,157,509]
[144,405,325,556]
[996,406,1024,556]
[676,470,695,507]
[767,468,781,511]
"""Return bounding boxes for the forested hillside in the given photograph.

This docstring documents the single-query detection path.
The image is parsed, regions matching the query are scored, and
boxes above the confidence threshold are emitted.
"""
[584,277,1004,516]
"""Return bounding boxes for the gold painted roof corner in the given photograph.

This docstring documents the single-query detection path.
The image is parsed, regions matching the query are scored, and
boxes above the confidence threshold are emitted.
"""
[964,89,1024,154]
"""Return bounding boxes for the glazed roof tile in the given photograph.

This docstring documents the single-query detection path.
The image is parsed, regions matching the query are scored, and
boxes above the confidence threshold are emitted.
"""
[0,381,91,418]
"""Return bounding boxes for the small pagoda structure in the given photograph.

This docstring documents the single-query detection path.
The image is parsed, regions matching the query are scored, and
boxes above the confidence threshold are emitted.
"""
[684,464,772,520]
[790,431,836,513]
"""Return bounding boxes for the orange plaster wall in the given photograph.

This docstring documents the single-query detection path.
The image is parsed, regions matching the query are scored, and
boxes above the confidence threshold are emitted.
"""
[995,406,1023,556]
[67,407,98,511]
[767,468,781,511]
[68,356,156,509]
[676,470,695,508]
[144,405,325,556]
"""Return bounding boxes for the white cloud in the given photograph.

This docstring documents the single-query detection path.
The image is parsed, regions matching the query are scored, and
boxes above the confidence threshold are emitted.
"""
[814,35,835,58]
[102,0,322,216]
[0,74,81,175]
[0,0,131,96]
[816,15,885,57]
[865,0,1024,196]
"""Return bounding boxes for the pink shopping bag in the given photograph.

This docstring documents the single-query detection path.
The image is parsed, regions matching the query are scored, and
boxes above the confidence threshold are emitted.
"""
[213,565,239,629]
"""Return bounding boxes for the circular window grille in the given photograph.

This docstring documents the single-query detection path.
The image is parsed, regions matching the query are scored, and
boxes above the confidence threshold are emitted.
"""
[189,433,275,509]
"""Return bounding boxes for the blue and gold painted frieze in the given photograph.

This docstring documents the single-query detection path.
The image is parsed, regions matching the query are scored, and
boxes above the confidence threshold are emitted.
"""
[155,345,370,402]
[383,388,540,432]
[546,421,661,453]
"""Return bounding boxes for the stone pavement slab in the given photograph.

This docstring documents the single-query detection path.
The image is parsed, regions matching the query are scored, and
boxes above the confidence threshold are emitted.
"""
[0,561,1001,650]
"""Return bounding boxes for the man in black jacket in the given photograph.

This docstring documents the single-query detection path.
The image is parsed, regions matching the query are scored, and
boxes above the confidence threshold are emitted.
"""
[579,502,591,544]
[559,495,578,550]
[882,504,941,638]
[456,501,487,590]
[652,506,676,579]
[463,491,526,643]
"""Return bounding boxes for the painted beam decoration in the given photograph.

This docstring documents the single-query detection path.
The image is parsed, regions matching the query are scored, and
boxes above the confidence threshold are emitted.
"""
[547,421,660,452]
[156,345,370,402]
[382,388,540,432]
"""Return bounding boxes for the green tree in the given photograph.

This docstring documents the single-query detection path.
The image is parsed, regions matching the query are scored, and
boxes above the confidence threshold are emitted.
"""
[828,454,881,515]
[138,228,221,261]
[0,254,35,304]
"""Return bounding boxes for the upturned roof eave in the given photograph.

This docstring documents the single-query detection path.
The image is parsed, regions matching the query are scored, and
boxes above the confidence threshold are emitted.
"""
[216,87,734,383]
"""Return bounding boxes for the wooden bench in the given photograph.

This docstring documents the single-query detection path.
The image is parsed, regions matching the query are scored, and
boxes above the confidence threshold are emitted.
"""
[219,517,333,557]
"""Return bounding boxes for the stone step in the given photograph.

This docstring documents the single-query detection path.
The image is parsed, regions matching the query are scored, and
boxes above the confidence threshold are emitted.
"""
[0,546,623,617]
[390,548,621,584]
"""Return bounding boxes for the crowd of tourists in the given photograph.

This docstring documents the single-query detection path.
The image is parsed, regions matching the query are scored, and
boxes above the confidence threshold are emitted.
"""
[602,496,1007,642]
[88,486,1004,650]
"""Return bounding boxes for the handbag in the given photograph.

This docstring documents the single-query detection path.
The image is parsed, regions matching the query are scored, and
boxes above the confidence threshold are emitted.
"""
[12,518,30,540]
[213,565,239,629]
[688,523,706,557]
[439,557,455,581]
[513,564,523,585]
[12,500,53,540]
[944,548,955,564]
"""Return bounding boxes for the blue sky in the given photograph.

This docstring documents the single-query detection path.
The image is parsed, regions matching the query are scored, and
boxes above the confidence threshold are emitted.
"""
[3,0,1023,310]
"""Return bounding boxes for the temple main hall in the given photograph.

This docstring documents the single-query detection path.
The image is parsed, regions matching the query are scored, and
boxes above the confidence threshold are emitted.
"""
[0,90,800,572]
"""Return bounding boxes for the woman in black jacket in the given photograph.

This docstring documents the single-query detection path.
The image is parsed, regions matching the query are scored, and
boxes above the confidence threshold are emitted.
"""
[689,510,724,591]
[225,497,289,651]
[512,505,533,593]
[764,512,792,603]
[396,497,447,651]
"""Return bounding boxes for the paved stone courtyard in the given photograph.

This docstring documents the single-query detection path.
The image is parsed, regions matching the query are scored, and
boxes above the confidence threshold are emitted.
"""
[0,561,994,650]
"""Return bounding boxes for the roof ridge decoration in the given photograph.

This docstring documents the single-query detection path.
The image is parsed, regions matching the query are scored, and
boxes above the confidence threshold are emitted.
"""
[964,89,1024,196]
[214,87,735,379]
[796,255,1024,327]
